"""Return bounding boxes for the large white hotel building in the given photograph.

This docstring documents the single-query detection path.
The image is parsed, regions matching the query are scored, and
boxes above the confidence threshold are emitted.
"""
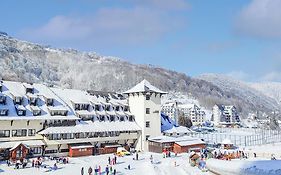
[0,80,166,160]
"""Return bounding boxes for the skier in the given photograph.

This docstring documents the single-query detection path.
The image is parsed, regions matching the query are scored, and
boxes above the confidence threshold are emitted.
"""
[81,167,84,175]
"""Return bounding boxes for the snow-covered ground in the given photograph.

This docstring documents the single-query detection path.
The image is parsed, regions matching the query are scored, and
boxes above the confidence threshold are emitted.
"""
[1,142,281,175]
[207,142,281,175]
[0,153,209,175]
[207,159,281,175]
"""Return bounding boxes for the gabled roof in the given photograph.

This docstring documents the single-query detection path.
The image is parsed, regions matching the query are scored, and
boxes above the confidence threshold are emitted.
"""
[123,79,167,94]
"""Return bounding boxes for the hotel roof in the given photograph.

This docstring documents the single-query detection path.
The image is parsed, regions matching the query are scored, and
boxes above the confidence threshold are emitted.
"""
[123,79,167,94]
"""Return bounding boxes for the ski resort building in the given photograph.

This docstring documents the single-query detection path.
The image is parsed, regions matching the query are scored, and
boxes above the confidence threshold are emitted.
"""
[0,80,158,160]
[212,104,241,127]
[162,102,206,126]
[123,80,167,151]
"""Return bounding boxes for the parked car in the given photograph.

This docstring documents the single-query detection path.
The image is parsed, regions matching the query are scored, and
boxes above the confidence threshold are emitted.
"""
[116,147,131,156]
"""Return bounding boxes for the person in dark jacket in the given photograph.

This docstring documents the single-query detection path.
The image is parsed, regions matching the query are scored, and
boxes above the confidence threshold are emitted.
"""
[81,167,84,175]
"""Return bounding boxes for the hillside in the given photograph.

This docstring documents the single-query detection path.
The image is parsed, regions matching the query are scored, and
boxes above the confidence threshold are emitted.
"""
[249,82,281,105]
[0,32,279,116]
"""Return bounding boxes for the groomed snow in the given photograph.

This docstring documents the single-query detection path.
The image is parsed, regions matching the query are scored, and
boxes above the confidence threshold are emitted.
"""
[0,152,208,175]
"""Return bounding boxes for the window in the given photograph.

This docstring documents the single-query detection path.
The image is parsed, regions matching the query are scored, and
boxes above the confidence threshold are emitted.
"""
[12,129,27,137]
[0,130,10,138]
[28,129,36,136]
[146,121,150,128]
[145,135,150,141]
[0,109,8,116]
[146,108,150,114]
[146,95,150,100]
[30,147,42,154]
[45,150,58,154]
[60,149,69,153]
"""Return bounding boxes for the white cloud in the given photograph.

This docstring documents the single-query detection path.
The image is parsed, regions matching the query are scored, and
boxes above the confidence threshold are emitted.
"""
[235,0,281,38]
[19,1,189,49]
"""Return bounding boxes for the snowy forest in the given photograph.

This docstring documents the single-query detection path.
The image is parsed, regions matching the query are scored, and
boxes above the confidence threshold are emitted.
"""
[0,32,280,117]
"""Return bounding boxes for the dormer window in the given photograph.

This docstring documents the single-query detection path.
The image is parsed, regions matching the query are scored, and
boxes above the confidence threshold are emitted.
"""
[124,106,129,112]
[110,115,115,122]
[30,106,41,116]
[129,116,134,121]
[95,105,99,111]
[23,83,34,94]
[116,106,120,111]
[99,116,105,122]
[14,96,23,105]
[0,95,6,105]
[106,105,111,111]
[0,109,8,116]
[46,98,54,106]
[120,116,125,122]
[146,94,150,100]
[48,106,68,116]
[15,105,26,116]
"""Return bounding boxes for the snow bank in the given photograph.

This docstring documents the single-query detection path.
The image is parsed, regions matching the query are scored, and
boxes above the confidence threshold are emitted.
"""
[206,159,281,175]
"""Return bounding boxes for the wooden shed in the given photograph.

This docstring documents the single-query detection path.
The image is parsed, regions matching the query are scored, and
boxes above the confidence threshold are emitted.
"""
[9,143,29,160]
[68,143,94,157]
[173,139,206,153]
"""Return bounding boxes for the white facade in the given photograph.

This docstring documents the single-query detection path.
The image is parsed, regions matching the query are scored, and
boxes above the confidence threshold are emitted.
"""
[124,80,167,151]
[212,104,240,126]
[162,102,206,126]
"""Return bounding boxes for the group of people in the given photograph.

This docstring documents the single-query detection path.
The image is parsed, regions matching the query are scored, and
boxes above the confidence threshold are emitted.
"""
[213,150,249,160]
[81,165,117,175]
[81,155,119,175]
[162,149,176,158]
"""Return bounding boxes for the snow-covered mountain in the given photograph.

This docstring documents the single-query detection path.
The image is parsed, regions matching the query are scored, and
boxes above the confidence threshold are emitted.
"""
[249,82,281,105]
[197,74,280,115]
[0,32,279,116]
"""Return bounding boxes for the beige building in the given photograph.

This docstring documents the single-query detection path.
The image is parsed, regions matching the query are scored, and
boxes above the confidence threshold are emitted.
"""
[0,81,142,159]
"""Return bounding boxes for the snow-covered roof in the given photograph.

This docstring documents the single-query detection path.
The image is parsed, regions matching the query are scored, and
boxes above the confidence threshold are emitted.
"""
[106,110,116,116]
[175,139,205,146]
[30,105,41,111]
[48,105,68,111]
[123,79,167,94]
[0,140,45,149]
[163,126,191,134]
[22,83,33,89]
[39,121,141,134]
[76,110,96,116]
[149,135,202,144]
[96,110,107,116]
[70,145,94,149]
[116,111,126,116]
[15,105,26,111]
[26,93,38,98]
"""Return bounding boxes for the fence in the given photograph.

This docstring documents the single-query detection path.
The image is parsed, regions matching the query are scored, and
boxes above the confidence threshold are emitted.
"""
[187,128,281,147]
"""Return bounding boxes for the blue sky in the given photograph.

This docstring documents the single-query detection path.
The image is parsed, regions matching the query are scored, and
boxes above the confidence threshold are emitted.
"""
[1,0,281,82]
